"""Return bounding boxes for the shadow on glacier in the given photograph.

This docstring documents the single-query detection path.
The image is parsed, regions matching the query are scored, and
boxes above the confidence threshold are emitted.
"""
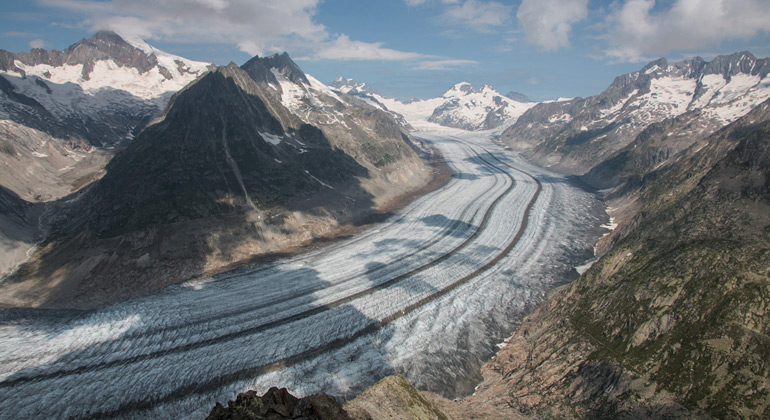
[419,214,476,239]
[0,264,384,419]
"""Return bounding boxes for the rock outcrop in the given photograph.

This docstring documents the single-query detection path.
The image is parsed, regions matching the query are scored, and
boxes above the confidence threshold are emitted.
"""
[207,387,351,420]
[208,375,526,420]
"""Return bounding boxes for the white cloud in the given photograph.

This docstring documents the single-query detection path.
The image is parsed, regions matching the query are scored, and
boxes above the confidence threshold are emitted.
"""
[440,0,513,32]
[41,0,329,56]
[604,0,770,62]
[516,0,588,51]
[404,0,430,5]
[442,0,512,31]
[29,39,46,49]
[404,0,460,6]
[309,34,429,61]
[413,58,478,70]
[40,0,482,68]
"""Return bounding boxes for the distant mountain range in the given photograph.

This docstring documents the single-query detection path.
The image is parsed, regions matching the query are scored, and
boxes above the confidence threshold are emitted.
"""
[331,77,535,131]
[501,52,770,175]
[0,32,431,308]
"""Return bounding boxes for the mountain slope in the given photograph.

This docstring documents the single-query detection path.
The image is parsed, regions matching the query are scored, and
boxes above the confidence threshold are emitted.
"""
[467,99,770,419]
[0,31,211,203]
[502,52,770,174]
[0,56,431,309]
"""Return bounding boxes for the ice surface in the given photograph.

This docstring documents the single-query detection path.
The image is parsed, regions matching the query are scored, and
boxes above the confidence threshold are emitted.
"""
[0,129,606,419]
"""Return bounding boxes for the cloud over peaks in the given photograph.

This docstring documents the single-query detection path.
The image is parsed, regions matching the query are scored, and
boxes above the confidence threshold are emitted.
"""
[441,0,513,33]
[603,0,770,62]
[516,0,588,51]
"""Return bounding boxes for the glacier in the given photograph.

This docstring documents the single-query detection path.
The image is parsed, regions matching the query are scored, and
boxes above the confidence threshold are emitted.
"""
[0,128,606,419]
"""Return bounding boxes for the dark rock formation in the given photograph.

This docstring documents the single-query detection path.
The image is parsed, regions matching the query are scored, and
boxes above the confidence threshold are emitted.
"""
[207,387,351,420]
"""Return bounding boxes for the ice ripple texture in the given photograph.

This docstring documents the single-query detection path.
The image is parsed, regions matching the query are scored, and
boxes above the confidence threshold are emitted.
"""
[0,129,607,419]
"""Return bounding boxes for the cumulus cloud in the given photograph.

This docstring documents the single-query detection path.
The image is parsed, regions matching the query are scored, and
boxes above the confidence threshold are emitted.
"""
[43,0,326,54]
[516,0,588,51]
[441,0,513,32]
[29,39,46,49]
[39,0,325,56]
[39,0,483,68]
[604,0,770,62]
[309,34,428,61]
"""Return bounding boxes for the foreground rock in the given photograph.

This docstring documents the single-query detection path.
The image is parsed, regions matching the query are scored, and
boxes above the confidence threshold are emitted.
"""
[208,375,525,420]
[207,387,351,420]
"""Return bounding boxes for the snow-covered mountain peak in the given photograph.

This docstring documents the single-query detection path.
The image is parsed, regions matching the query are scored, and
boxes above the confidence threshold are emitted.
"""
[0,31,212,147]
[501,50,770,174]
[329,78,536,131]
[329,76,379,96]
[429,82,536,130]
[444,82,476,96]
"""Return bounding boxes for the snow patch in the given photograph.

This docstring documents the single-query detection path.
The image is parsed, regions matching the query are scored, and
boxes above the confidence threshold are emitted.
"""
[260,132,283,146]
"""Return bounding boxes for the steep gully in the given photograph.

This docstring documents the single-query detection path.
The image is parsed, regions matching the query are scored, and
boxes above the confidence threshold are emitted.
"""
[0,131,605,419]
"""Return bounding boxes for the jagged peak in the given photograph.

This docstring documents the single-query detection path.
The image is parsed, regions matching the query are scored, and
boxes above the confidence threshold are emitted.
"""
[241,51,309,86]
[640,57,668,74]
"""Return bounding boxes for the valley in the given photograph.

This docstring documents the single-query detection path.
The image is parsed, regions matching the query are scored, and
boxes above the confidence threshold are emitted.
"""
[0,128,605,419]
[1,21,768,420]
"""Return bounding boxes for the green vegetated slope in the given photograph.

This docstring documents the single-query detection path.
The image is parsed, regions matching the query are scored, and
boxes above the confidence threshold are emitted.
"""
[472,99,770,419]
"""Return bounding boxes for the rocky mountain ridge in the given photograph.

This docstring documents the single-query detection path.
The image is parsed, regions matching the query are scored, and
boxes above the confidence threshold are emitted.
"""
[0,47,432,309]
[501,51,770,174]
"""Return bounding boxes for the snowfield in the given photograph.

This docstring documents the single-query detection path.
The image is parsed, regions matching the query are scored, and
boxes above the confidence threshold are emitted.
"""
[0,128,605,419]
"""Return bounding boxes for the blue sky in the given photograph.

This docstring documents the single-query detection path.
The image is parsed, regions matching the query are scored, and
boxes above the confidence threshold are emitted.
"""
[1,0,769,101]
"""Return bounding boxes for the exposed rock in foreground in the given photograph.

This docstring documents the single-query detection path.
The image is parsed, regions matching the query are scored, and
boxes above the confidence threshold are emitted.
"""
[207,387,351,420]
[208,375,524,420]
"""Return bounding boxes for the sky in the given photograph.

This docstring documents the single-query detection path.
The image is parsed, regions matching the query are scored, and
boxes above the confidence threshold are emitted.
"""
[1,0,769,101]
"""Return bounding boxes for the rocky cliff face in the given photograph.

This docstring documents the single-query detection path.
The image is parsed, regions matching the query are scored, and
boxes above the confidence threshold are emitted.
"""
[501,52,770,175]
[0,54,431,310]
[467,99,770,419]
